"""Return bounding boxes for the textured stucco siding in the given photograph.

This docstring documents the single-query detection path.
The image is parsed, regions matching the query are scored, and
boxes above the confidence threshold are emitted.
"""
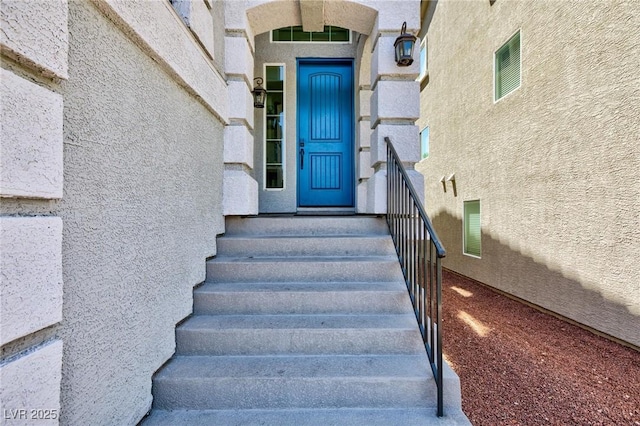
[254,33,358,213]
[416,0,640,346]
[0,217,63,346]
[0,69,64,199]
[1,0,68,422]
[52,1,225,423]
[0,341,63,426]
[0,0,68,79]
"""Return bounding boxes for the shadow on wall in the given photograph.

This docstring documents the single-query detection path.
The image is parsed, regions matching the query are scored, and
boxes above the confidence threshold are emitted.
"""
[430,210,640,348]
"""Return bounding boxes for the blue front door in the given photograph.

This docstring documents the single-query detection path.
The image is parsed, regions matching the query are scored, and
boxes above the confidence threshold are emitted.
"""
[297,59,354,207]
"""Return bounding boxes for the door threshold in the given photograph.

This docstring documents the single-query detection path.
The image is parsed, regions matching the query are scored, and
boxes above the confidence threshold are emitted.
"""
[296,207,356,216]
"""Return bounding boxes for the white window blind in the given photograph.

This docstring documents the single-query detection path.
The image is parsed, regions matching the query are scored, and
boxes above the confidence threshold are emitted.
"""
[464,200,481,257]
[495,31,521,100]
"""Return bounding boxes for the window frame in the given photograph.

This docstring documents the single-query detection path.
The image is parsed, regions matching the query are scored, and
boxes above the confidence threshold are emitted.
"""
[270,26,352,44]
[463,199,482,258]
[493,29,522,103]
[418,37,428,82]
[263,63,286,191]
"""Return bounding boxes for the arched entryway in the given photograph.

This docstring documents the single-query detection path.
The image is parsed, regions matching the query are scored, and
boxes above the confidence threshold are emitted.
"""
[222,0,422,215]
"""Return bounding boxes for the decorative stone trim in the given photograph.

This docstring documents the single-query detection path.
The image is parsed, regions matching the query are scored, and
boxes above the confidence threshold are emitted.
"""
[1,69,63,199]
[0,216,63,346]
[0,0,69,79]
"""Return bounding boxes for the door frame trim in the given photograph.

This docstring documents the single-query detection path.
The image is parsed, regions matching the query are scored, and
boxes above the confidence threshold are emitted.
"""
[296,58,356,209]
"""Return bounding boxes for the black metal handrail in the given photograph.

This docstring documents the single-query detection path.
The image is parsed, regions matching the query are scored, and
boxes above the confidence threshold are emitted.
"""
[385,137,446,417]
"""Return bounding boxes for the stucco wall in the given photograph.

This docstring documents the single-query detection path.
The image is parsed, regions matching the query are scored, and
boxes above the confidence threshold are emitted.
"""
[417,0,640,346]
[1,1,67,423]
[8,1,223,423]
[254,32,359,212]
[60,2,223,424]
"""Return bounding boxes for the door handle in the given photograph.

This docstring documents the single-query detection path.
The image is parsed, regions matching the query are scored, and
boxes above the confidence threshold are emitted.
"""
[299,148,305,169]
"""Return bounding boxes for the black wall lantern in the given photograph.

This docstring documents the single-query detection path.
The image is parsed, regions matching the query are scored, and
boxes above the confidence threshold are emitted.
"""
[394,22,417,66]
[252,77,267,108]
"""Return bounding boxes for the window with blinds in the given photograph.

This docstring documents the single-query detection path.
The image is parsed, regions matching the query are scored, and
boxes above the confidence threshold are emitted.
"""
[464,200,481,257]
[495,31,521,101]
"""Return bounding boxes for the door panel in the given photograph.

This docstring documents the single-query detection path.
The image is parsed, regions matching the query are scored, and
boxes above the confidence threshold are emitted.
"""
[298,60,354,207]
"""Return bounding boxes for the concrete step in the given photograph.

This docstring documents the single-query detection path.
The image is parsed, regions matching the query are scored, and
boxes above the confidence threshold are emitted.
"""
[216,235,396,257]
[152,355,434,410]
[143,407,472,426]
[193,281,410,315]
[147,216,468,424]
[175,314,424,355]
[224,216,388,237]
[206,256,404,283]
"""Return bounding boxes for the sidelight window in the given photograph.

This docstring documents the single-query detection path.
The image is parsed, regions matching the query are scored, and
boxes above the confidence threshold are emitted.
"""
[264,65,285,189]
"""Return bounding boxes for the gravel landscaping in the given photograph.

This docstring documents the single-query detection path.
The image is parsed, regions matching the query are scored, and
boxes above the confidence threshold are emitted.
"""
[442,270,640,425]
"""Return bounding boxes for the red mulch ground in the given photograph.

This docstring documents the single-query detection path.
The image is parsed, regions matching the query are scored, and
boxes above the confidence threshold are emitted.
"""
[442,269,640,425]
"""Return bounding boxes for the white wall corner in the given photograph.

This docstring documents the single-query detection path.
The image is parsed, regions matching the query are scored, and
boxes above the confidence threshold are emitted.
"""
[358,120,372,149]
[224,3,255,52]
[357,180,369,213]
[227,80,254,130]
[358,150,372,180]
[370,124,420,168]
[0,340,63,424]
[224,125,254,168]
[0,0,69,79]
[223,170,258,216]
[370,80,420,126]
[1,69,63,199]
[356,34,373,87]
[405,169,425,205]
[366,170,387,214]
[0,217,63,345]
[224,35,254,82]
[358,89,372,118]
[172,0,214,58]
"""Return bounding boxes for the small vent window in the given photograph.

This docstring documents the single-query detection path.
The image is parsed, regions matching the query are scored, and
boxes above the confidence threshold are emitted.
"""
[271,26,351,43]
[420,126,429,159]
[418,38,428,82]
[495,31,521,101]
[464,200,481,257]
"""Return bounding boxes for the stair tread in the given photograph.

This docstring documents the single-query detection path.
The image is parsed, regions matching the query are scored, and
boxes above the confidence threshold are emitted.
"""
[179,314,420,330]
[196,281,406,292]
[218,234,390,240]
[143,407,470,426]
[208,255,399,262]
[223,216,389,237]
[156,355,431,379]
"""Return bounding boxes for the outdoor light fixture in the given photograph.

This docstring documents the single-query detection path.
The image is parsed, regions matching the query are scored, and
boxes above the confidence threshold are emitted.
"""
[394,21,417,66]
[252,77,267,108]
